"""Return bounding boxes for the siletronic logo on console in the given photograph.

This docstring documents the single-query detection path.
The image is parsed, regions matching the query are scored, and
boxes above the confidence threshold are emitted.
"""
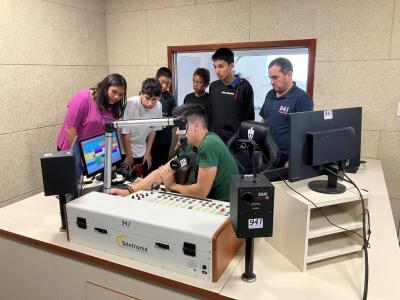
[116,235,148,254]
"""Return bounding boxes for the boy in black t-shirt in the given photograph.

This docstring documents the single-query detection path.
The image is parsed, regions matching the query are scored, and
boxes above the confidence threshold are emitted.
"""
[208,48,255,143]
[150,67,177,171]
[183,68,210,118]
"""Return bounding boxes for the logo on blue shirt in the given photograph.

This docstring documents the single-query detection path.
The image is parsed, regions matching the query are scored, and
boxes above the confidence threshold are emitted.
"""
[279,106,290,115]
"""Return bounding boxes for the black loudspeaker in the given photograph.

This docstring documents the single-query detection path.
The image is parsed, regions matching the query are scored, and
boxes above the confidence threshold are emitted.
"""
[40,151,77,196]
[230,174,274,238]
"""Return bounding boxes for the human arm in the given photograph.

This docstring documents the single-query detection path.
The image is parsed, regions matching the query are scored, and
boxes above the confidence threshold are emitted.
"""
[62,90,90,148]
[111,164,165,197]
[160,165,216,198]
[121,133,133,168]
[65,127,78,148]
[143,131,156,169]
[207,87,213,129]
[242,82,255,121]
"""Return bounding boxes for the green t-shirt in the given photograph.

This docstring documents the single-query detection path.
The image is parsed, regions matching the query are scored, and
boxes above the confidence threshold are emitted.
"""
[198,132,239,201]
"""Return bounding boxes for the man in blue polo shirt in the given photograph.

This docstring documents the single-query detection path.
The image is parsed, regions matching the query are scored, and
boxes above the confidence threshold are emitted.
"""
[260,57,313,167]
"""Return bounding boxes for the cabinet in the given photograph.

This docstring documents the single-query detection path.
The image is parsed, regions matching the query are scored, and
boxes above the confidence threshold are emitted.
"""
[266,177,368,271]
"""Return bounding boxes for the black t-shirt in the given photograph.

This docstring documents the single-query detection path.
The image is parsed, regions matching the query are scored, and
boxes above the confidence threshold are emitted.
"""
[208,77,254,143]
[153,91,176,146]
[183,92,209,117]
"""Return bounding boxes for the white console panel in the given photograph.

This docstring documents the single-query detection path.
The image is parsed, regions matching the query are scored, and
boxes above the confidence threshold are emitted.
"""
[66,191,242,282]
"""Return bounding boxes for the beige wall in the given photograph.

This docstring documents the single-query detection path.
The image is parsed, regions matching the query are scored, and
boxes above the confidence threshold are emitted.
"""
[0,0,108,207]
[105,0,400,233]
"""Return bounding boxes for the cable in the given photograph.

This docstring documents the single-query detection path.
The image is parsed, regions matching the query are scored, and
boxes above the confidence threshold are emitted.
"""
[278,174,365,241]
[322,167,372,246]
[279,167,370,300]
[342,172,370,300]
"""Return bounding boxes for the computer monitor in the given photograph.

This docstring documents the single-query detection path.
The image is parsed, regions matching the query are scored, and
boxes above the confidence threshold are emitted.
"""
[70,137,84,198]
[288,107,362,194]
[79,132,123,178]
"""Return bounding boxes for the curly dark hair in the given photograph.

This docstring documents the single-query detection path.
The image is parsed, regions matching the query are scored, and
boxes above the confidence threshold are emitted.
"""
[193,68,210,87]
[141,78,162,97]
[92,73,127,118]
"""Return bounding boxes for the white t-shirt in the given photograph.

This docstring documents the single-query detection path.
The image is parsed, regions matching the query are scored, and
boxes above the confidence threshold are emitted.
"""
[121,96,162,157]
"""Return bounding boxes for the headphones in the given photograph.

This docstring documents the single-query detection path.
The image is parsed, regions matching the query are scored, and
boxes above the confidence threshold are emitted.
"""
[115,167,136,183]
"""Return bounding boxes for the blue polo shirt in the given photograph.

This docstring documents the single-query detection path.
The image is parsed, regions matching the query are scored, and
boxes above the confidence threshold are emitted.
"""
[259,83,313,161]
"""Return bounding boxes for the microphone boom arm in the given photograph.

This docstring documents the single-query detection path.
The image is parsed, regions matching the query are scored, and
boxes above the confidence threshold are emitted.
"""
[103,117,187,194]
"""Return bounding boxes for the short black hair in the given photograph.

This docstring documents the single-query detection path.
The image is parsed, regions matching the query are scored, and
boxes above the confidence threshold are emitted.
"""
[173,103,208,128]
[156,67,172,79]
[211,48,234,64]
[193,68,210,87]
[141,78,162,97]
[268,57,293,75]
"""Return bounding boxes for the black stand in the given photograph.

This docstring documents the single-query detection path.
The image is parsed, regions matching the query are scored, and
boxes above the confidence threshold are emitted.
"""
[95,170,117,182]
[58,194,67,232]
[308,164,346,194]
[241,238,256,282]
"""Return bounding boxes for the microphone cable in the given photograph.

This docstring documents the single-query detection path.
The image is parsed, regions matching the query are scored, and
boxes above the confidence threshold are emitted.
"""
[278,169,370,300]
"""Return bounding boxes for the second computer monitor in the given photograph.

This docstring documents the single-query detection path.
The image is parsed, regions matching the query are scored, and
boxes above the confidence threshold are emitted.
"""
[288,107,362,194]
[79,132,123,178]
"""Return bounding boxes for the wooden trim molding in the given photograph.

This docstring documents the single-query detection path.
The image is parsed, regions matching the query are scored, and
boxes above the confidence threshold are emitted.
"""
[167,39,317,97]
[0,229,235,300]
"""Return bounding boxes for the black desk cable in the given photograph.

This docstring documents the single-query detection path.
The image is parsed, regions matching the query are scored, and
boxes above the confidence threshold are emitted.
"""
[278,169,371,300]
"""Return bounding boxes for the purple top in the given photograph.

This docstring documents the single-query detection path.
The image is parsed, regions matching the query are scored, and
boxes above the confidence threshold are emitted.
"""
[56,89,116,150]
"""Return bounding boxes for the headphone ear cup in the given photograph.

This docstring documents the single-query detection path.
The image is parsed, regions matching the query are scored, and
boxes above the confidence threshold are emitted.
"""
[116,167,138,181]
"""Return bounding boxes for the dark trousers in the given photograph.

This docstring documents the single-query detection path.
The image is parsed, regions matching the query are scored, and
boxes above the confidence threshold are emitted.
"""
[149,144,171,172]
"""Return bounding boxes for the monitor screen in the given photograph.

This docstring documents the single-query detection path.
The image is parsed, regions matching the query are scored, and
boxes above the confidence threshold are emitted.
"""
[79,132,123,177]
[288,107,362,194]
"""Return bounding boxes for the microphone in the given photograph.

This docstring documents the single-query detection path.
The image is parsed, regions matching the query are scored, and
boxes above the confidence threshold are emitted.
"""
[170,151,197,171]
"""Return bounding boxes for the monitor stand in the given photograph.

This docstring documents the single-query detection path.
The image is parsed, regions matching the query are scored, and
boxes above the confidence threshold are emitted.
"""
[308,164,346,194]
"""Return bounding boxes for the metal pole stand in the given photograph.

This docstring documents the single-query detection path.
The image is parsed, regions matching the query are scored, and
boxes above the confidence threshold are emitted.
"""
[58,194,67,232]
[241,237,256,283]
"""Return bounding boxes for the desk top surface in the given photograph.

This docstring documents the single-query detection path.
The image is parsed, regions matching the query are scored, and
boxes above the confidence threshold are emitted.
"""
[0,159,399,300]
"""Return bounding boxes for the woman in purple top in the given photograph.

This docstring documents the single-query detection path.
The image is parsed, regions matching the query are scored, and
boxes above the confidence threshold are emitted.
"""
[56,74,127,150]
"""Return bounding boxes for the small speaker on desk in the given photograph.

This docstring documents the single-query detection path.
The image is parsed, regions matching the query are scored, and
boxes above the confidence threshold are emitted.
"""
[230,174,274,238]
[40,151,77,196]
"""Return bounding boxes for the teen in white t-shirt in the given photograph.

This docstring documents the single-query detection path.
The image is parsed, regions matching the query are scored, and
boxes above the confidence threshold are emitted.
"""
[121,78,162,175]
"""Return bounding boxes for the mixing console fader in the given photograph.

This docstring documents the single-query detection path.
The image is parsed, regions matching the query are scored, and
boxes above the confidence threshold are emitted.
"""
[129,190,230,216]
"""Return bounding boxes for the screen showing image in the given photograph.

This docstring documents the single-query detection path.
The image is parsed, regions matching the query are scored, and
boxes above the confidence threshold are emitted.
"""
[79,132,122,177]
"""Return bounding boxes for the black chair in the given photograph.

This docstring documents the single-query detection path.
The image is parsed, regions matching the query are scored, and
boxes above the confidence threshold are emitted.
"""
[227,121,281,174]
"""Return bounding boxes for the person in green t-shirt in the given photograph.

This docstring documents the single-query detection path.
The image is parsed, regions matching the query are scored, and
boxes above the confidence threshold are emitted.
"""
[112,103,239,201]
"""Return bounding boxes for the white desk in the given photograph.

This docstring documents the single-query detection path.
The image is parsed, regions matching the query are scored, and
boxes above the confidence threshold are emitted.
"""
[0,159,399,300]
